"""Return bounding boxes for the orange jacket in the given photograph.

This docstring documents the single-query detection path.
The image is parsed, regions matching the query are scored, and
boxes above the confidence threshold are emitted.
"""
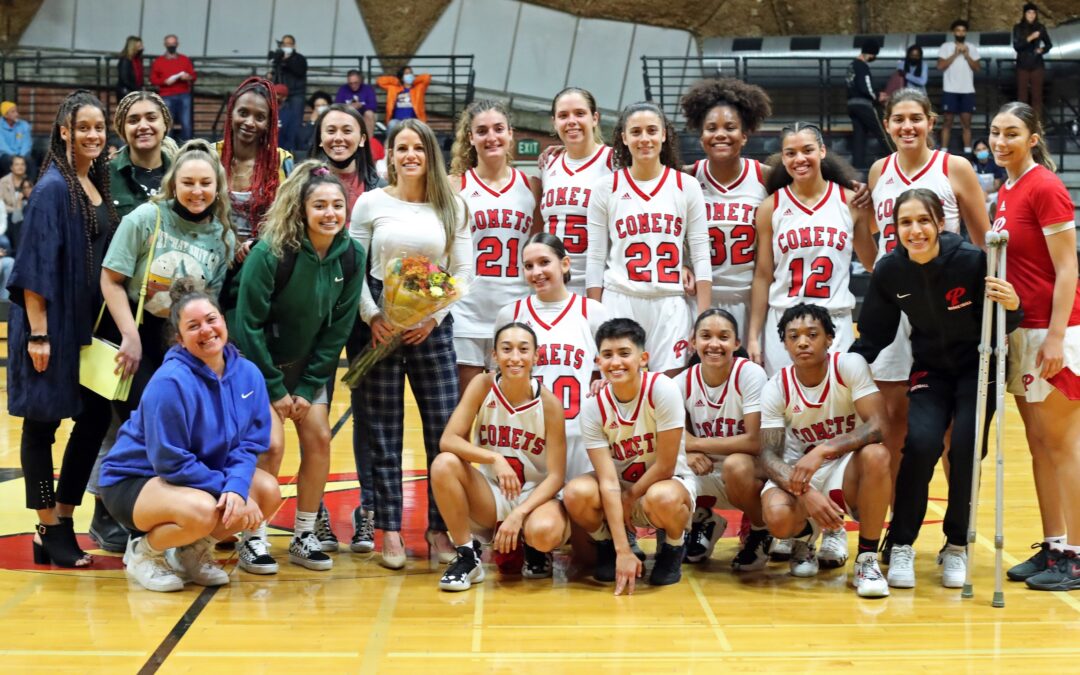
[376,73,432,123]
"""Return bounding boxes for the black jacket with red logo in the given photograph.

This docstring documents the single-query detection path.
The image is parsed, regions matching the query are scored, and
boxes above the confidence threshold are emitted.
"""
[851,231,1023,374]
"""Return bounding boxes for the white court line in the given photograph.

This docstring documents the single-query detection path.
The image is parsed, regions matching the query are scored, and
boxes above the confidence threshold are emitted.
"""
[358,573,404,674]
[387,646,1080,661]
[687,575,732,651]
[472,576,485,652]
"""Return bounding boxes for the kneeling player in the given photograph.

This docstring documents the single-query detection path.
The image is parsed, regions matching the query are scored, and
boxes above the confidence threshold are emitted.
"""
[432,323,569,592]
[759,304,892,598]
[564,318,696,595]
[674,309,772,569]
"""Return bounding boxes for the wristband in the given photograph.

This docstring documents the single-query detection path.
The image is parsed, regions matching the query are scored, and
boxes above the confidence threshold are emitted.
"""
[28,334,49,343]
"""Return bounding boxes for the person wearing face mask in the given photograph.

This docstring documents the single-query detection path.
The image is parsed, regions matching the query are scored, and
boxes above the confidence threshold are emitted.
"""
[270,35,308,153]
[970,137,1005,213]
[377,66,432,134]
[938,19,981,155]
[846,39,892,172]
[1013,3,1053,120]
[99,139,236,426]
[116,36,145,100]
[299,92,332,157]
[150,34,196,141]
[308,103,381,215]
[896,46,928,93]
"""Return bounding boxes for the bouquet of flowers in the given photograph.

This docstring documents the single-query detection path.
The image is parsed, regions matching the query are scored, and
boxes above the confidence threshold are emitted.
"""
[341,251,465,387]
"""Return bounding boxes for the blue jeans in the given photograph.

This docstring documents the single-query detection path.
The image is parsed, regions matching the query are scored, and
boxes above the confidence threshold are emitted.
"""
[164,93,193,141]
[0,255,13,302]
[279,95,305,152]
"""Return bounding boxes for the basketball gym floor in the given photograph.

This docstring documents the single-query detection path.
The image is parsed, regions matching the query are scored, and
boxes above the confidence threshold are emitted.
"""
[0,322,1077,673]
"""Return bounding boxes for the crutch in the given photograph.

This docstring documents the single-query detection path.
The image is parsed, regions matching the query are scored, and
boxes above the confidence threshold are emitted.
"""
[962,229,1009,607]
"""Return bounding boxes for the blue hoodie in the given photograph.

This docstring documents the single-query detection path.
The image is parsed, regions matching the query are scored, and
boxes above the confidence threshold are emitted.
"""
[100,342,271,500]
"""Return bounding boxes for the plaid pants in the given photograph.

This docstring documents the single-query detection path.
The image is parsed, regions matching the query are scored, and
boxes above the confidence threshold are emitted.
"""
[349,279,458,532]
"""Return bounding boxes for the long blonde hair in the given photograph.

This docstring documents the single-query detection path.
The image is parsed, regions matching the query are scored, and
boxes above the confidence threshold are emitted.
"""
[449,99,514,177]
[260,160,346,258]
[153,139,235,257]
[386,119,468,260]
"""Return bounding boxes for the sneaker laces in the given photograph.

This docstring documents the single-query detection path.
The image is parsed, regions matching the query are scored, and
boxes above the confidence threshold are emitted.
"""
[942,547,967,572]
[858,557,884,581]
[293,531,322,555]
[243,536,271,559]
[146,552,178,579]
[891,545,915,567]
[444,546,477,581]
[735,529,769,563]
[315,508,336,541]
[354,511,375,542]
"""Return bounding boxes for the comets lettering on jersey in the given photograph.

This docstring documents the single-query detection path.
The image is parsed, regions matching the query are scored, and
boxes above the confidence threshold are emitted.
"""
[543,185,592,210]
[471,207,532,234]
[775,225,849,254]
[535,342,586,369]
[476,424,546,455]
[614,212,684,239]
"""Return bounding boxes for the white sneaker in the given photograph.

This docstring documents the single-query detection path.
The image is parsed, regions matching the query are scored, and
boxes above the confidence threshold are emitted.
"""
[789,538,819,577]
[818,528,849,569]
[938,544,967,588]
[166,537,230,587]
[854,552,890,598]
[126,538,184,592]
[886,544,916,588]
[769,537,794,562]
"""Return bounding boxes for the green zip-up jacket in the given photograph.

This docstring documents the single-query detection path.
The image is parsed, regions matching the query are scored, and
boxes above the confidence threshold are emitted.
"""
[230,232,365,402]
[109,147,173,218]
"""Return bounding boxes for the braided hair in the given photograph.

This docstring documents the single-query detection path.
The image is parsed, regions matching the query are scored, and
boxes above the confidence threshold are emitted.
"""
[41,90,119,282]
[219,76,281,237]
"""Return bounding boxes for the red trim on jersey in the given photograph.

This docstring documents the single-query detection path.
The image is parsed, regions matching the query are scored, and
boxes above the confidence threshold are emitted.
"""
[624,167,671,202]
[604,372,650,426]
[597,396,608,427]
[839,184,848,205]
[773,191,779,208]
[526,295,575,331]
[459,174,466,191]
[781,368,791,406]
[702,157,750,194]
[941,152,951,177]
[612,172,620,192]
[646,372,658,409]
[469,167,517,198]
[512,299,523,321]
[579,294,588,318]
[491,379,542,414]
[896,150,939,186]
[783,182,834,216]
[753,159,764,184]
[880,154,893,180]
[675,170,683,190]
[790,361,832,409]
[560,145,607,176]
[686,365,695,398]
[733,357,746,396]
[605,147,613,170]
[696,362,735,410]
[832,351,846,387]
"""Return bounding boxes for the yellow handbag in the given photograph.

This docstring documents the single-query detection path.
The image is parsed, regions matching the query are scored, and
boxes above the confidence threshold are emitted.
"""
[79,206,162,401]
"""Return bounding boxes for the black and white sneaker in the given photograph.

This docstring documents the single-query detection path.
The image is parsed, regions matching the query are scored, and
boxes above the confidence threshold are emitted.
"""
[523,544,552,579]
[350,507,375,553]
[732,527,773,572]
[593,539,617,582]
[685,514,727,564]
[439,541,484,592]
[314,503,339,553]
[238,536,279,575]
[289,531,333,571]
[650,541,685,586]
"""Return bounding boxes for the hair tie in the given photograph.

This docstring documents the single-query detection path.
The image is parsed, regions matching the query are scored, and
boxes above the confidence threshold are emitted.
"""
[312,165,330,177]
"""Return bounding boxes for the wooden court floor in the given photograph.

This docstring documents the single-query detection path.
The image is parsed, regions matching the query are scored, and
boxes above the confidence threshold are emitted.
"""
[0,364,1078,673]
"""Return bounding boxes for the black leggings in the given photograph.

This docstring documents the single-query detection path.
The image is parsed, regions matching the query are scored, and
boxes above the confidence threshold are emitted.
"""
[21,386,112,510]
[890,368,994,547]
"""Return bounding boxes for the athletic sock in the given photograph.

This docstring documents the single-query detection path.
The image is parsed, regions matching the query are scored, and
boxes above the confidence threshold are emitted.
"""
[666,531,685,547]
[295,510,317,535]
[1045,534,1065,544]
[139,536,162,556]
[253,520,268,541]
[589,523,611,541]
[795,521,814,539]
[857,536,879,555]
[1050,540,1067,552]
[1063,544,1080,555]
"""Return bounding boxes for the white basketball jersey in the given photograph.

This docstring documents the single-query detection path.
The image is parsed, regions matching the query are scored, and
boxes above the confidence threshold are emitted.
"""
[454,168,534,337]
[599,167,694,297]
[871,150,960,262]
[541,146,614,293]
[675,358,766,454]
[593,372,693,488]
[768,182,855,311]
[694,158,767,292]
[475,377,549,490]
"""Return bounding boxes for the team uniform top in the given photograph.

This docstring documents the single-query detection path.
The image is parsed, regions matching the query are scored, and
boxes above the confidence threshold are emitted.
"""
[768,182,855,311]
[540,146,614,291]
[672,357,767,458]
[496,293,608,426]
[581,372,694,487]
[474,377,550,490]
[994,164,1080,329]
[585,166,711,297]
[871,150,959,262]
[760,352,878,467]
[453,168,535,338]
[693,158,767,292]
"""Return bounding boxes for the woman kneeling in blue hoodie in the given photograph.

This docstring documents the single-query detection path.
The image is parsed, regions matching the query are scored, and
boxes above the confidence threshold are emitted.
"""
[99,278,282,592]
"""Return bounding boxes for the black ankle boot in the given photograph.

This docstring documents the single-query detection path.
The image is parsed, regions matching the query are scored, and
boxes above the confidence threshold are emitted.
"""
[89,499,129,553]
[33,521,93,568]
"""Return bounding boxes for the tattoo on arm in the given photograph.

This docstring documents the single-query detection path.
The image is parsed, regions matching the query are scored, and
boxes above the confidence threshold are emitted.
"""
[822,421,883,458]
[760,427,793,490]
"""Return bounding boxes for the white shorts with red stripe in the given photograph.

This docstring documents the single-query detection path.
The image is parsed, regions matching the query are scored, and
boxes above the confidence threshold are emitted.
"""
[1007,325,1080,403]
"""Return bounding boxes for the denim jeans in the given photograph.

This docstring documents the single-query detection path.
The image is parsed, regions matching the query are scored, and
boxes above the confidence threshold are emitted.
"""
[164,93,193,141]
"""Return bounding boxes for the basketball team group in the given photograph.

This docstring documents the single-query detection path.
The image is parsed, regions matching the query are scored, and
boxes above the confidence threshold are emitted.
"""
[6,74,1078,600]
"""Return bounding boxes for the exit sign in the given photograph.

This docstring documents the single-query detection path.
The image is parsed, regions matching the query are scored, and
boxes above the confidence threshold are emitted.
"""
[517,139,540,157]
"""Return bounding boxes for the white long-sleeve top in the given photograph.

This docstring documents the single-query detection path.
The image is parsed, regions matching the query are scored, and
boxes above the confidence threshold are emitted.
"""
[349,188,472,324]
[585,166,710,297]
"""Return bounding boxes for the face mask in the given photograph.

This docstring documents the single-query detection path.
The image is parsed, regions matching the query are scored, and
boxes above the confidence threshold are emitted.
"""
[955,34,966,43]
[316,105,328,116]
[282,47,293,56]
[403,73,415,86]
[135,49,144,57]
[165,45,177,54]
[976,150,990,161]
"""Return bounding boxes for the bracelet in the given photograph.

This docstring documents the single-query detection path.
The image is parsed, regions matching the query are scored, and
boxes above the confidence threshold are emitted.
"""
[27,334,49,343]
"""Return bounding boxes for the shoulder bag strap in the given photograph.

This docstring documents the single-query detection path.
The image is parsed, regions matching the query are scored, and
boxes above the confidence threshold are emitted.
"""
[92,205,163,334]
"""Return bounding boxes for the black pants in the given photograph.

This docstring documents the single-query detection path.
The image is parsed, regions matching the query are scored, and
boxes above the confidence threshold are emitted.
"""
[21,386,112,510]
[891,368,994,547]
[847,99,891,171]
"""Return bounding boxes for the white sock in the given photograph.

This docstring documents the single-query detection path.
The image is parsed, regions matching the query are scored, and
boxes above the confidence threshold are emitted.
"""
[1063,543,1080,555]
[963,146,972,153]
[295,510,316,535]
[1045,534,1065,544]
[666,531,685,547]
[254,521,268,541]
[589,523,611,541]
[139,537,162,556]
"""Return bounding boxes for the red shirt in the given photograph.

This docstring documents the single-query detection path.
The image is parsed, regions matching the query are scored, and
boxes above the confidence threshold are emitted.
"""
[994,164,1079,328]
[150,53,197,97]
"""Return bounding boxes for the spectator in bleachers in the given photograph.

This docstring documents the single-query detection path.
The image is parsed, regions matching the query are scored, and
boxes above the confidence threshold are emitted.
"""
[971,137,1005,213]
[377,66,431,133]
[335,69,378,140]
[897,46,928,92]
[116,36,145,100]
[1013,3,1052,120]
[270,35,308,153]
[846,39,891,172]
[938,19,981,155]
[150,34,196,142]
[299,91,332,157]
[0,102,35,179]
[0,154,31,250]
